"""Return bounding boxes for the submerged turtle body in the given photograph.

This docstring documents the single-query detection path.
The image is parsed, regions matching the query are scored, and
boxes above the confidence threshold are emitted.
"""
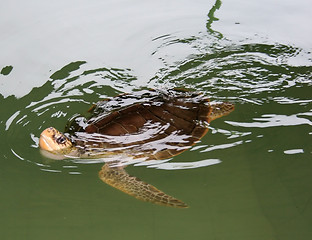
[39,89,234,208]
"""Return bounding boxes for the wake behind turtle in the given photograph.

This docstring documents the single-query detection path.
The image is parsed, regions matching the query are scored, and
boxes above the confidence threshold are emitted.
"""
[39,89,234,208]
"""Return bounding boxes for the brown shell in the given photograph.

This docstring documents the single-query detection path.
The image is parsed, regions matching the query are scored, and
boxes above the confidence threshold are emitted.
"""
[75,90,213,160]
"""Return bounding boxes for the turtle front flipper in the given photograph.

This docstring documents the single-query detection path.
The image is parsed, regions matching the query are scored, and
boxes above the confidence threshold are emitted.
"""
[98,164,188,208]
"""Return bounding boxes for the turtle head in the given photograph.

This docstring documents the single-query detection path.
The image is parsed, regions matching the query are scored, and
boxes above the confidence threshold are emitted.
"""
[39,127,73,159]
[209,102,235,121]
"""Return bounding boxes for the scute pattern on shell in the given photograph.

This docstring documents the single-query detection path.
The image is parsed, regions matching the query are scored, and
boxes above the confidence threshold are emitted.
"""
[77,89,212,160]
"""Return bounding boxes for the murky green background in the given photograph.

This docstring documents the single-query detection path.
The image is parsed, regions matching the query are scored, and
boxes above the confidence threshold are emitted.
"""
[1,0,312,239]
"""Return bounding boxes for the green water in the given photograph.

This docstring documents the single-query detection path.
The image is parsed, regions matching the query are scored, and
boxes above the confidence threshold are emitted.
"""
[1,0,312,239]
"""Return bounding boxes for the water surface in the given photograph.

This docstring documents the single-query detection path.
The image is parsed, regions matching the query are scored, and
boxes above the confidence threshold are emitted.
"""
[1,0,312,239]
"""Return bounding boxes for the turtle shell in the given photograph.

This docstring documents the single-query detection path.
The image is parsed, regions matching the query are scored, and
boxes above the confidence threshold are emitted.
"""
[69,89,213,160]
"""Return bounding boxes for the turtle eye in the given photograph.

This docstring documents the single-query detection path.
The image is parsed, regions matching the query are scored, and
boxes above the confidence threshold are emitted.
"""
[56,135,67,144]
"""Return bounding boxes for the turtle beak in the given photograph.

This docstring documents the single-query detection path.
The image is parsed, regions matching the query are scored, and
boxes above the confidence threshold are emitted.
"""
[39,127,58,152]
[39,127,72,152]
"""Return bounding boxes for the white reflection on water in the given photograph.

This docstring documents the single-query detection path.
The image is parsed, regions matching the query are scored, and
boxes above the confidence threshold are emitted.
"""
[284,149,304,154]
[5,111,20,131]
[68,172,82,175]
[226,112,312,128]
[200,140,244,153]
[136,158,221,170]
[11,149,24,161]
[273,97,312,105]
[47,154,221,171]
[62,165,78,169]
[209,127,252,139]
[40,168,62,173]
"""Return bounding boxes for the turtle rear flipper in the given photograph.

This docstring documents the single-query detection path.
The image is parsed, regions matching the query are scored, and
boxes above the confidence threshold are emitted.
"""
[99,164,188,208]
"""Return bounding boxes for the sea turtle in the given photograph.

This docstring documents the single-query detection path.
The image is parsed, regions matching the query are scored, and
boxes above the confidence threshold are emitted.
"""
[39,89,234,208]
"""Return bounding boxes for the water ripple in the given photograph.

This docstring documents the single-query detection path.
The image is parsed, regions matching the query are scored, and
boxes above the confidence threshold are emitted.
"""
[227,112,312,128]
[150,43,312,102]
[1,40,311,174]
